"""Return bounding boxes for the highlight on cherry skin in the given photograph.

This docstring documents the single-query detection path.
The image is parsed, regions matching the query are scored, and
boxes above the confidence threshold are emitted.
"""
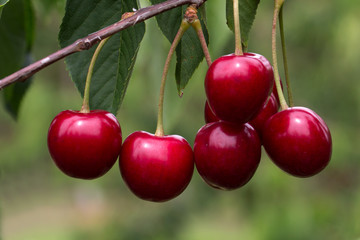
[119,131,194,202]
[262,107,332,177]
[47,110,122,180]
[205,53,274,124]
[194,121,261,190]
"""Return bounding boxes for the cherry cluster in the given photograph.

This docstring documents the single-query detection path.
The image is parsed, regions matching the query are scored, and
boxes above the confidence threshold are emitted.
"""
[198,53,332,190]
[47,51,332,203]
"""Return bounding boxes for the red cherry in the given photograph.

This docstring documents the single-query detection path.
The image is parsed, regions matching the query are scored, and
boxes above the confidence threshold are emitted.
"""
[47,110,122,179]
[119,131,194,202]
[262,107,332,177]
[204,100,220,123]
[194,122,261,190]
[249,93,279,140]
[205,53,274,124]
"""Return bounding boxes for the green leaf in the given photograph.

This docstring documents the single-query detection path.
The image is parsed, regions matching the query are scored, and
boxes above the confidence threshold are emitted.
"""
[59,0,145,114]
[23,0,34,51]
[226,0,260,50]
[198,4,207,27]
[0,0,35,119]
[3,54,33,119]
[149,0,209,95]
[0,0,10,5]
[0,0,10,19]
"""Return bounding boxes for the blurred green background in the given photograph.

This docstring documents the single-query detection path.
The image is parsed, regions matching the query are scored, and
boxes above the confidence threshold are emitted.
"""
[1,0,360,239]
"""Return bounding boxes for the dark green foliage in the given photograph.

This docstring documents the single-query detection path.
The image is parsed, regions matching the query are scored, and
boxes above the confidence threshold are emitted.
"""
[58,0,145,114]
[226,0,260,50]
[149,0,209,95]
[0,0,34,119]
[0,0,10,19]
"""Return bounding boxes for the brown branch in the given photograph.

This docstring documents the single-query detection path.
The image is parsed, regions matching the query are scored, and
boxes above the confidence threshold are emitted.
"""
[0,0,207,89]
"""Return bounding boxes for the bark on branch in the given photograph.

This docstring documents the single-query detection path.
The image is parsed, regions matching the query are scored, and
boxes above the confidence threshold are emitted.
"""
[0,0,207,89]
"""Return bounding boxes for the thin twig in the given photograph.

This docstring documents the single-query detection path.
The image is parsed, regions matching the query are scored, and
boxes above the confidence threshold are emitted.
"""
[0,0,207,89]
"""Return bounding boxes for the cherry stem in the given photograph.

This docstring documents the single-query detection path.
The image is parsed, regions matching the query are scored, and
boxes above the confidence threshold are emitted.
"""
[185,4,211,66]
[272,0,288,110]
[80,11,135,113]
[80,37,110,113]
[233,0,243,55]
[191,19,212,67]
[279,6,294,107]
[155,20,190,137]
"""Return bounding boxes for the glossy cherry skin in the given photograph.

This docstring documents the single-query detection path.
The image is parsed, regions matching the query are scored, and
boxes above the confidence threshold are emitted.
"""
[205,93,278,141]
[205,53,273,124]
[246,53,282,107]
[246,52,274,87]
[194,122,261,190]
[249,93,279,140]
[262,107,332,177]
[119,131,194,202]
[47,110,122,179]
[204,100,220,124]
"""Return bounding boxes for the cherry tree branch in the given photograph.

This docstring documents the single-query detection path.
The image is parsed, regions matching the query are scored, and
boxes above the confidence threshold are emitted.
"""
[0,0,207,89]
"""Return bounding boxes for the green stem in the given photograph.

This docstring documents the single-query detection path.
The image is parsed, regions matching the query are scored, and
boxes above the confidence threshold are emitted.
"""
[155,20,190,137]
[191,19,212,67]
[279,6,293,107]
[272,0,288,110]
[80,37,110,113]
[233,0,243,55]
